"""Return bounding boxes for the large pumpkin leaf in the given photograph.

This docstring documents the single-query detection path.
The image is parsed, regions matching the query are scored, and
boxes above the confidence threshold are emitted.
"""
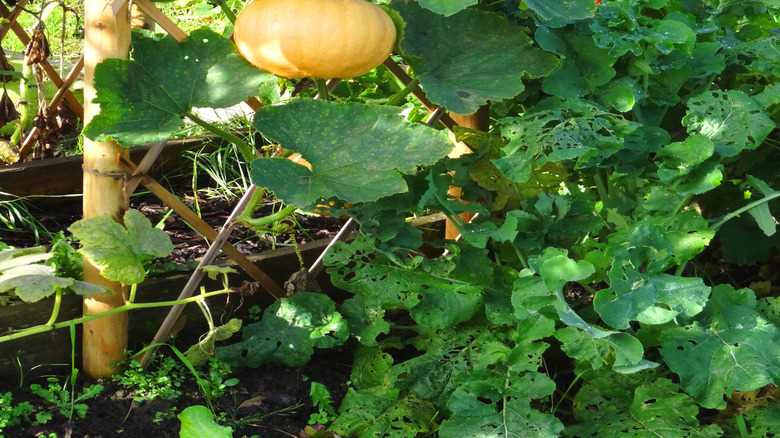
[83,28,269,146]
[565,376,723,437]
[393,1,558,114]
[0,274,104,303]
[524,0,597,25]
[416,0,477,16]
[250,99,452,207]
[658,285,780,409]
[68,210,174,285]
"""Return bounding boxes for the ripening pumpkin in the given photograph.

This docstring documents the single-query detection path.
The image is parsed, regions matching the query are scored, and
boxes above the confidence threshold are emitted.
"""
[233,0,397,79]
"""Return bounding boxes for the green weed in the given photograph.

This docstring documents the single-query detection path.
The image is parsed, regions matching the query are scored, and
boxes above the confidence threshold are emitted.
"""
[114,355,185,403]
[29,377,102,421]
[0,391,34,436]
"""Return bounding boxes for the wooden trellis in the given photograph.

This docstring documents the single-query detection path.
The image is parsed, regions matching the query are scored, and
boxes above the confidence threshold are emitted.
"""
[0,0,481,376]
[0,0,84,161]
[0,0,283,289]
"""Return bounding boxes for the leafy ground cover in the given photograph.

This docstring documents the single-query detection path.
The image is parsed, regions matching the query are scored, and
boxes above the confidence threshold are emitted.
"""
[2,0,780,437]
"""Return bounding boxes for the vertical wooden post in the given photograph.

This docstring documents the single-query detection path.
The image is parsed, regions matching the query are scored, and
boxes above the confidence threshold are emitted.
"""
[445,106,490,240]
[82,0,131,378]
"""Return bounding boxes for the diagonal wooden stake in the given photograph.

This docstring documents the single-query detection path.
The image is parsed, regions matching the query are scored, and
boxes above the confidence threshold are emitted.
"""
[0,2,84,118]
[138,184,263,367]
[118,156,286,299]
[382,58,458,131]
[18,55,85,161]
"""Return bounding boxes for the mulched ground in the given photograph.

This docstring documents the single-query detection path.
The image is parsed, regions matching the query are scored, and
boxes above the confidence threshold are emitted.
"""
[0,188,348,264]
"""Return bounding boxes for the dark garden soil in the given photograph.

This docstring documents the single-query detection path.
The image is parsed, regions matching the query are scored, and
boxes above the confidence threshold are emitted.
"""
[0,345,355,438]
[0,185,355,437]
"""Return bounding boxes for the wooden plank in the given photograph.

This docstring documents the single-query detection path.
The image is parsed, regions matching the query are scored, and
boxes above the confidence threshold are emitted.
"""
[0,137,221,198]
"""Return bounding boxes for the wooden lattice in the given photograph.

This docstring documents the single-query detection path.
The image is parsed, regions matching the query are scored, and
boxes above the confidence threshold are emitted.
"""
[0,0,473,299]
[0,0,84,162]
[0,0,286,298]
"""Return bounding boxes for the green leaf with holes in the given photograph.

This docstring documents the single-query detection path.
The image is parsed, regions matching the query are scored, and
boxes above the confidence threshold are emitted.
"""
[735,403,780,438]
[682,90,775,157]
[83,28,269,146]
[594,270,711,330]
[658,285,780,409]
[555,327,645,373]
[439,372,563,438]
[494,98,638,183]
[216,292,348,368]
[656,134,714,182]
[330,387,437,437]
[393,1,558,114]
[565,376,723,437]
[388,316,554,409]
[325,235,483,328]
[250,99,452,207]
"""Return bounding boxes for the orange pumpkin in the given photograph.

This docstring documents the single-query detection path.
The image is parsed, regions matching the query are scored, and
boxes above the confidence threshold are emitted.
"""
[233,0,397,79]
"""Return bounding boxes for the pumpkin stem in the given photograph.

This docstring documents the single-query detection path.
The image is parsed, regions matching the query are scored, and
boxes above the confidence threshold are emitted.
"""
[213,0,238,25]
[314,78,331,101]
[386,77,420,107]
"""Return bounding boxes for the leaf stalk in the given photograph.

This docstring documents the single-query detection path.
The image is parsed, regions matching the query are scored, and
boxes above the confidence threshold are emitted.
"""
[0,290,232,344]
[710,192,780,232]
[385,77,420,107]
